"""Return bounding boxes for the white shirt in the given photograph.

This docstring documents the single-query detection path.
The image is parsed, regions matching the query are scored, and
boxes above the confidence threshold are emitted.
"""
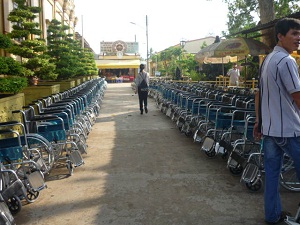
[259,46,300,137]
[135,71,149,87]
[227,68,240,85]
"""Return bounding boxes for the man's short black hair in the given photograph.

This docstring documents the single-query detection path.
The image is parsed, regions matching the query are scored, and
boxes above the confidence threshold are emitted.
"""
[275,18,300,42]
[140,64,145,70]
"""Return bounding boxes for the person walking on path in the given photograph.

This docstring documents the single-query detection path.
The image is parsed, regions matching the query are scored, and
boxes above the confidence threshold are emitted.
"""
[135,64,150,114]
[253,18,300,225]
[227,63,240,86]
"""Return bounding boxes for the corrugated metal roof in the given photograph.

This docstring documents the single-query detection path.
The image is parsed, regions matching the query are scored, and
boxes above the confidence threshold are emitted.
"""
[231,11,300,36]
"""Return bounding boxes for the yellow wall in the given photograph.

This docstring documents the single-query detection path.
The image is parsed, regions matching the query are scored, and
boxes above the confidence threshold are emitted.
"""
[0,93,24,122]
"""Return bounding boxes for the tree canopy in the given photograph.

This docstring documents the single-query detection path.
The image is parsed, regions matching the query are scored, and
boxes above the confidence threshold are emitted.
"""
[224,0,300,37]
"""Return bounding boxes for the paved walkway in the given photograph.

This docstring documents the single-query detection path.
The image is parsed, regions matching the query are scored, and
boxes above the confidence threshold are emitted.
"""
[14,83,300,225]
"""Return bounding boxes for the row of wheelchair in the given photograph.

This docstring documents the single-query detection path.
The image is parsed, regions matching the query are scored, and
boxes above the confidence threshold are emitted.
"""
[149,81,299,194]
[0,77,107,223]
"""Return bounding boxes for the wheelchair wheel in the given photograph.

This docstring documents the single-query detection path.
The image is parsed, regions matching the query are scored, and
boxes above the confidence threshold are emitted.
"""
[7,195,22,215]
[177,122,183,131]
[26,134,55,174]
[26,190,40,203]
[280,167,300,192]
[204,148,217,158]
[0,198,15,225]
[185,130,193,137]
[245,179,263,192]
[229,165,243,176]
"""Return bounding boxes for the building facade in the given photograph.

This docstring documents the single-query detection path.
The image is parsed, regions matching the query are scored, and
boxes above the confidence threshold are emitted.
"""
[96,40,141,82]
[0,0,77,56]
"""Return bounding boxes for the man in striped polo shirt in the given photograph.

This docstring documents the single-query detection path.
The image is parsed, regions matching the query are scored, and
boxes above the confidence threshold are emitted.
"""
[254,18,300,224]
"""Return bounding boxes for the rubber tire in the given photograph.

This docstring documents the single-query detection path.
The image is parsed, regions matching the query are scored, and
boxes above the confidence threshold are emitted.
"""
[245,179,263,192]
[7,195,22,215]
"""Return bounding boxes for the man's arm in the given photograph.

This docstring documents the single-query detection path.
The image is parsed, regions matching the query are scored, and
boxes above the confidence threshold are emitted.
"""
[226,68,232,76]
[291,91,300,109]
[134,76,140,94]
[145,73,150,86]
[254,90,260,120]
[253,90,262,140]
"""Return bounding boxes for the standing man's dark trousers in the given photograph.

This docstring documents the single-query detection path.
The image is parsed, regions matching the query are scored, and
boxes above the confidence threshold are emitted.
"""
[138,90,148,114]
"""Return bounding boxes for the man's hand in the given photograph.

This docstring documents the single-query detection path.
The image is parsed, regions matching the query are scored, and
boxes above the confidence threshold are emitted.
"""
[253,122,262,141]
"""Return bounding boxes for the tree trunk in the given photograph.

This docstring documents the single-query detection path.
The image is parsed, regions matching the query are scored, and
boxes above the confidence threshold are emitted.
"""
[258,0,276,48]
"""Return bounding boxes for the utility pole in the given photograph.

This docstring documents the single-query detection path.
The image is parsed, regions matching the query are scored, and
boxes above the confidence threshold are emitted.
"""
[81,15,84,49]
[146,15,149,75]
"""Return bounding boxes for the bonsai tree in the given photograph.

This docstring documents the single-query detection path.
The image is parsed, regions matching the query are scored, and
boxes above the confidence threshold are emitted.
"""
[47,19,98,80]
[6,0,57,83]
[80,49,98,75]
[47,19,83,80]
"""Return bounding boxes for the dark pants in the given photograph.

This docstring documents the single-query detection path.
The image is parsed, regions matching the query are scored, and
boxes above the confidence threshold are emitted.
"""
[138,90,148,111]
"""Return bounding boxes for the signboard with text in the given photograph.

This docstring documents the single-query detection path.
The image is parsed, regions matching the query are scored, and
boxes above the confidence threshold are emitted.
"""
[101,40,139,55]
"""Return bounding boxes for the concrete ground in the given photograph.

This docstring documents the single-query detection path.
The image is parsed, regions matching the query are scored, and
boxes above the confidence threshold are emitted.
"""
[14,83,300,225]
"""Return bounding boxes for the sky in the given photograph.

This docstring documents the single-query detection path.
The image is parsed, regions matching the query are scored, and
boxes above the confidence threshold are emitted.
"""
[74,0,229,58]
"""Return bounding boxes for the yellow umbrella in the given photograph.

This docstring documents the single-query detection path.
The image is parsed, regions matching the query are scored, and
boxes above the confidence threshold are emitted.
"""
[291,50,300,58]
[195,37,271,77]
[207,37,270,57]
[195,37,270,59]
[195,54,237,64]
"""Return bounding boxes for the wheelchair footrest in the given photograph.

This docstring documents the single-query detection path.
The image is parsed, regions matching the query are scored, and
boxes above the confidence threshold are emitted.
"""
[2,179,25,200]
[69,150,84,167]
[27,171,46,191]
[193,130,203,143]
[35,157,45,171]
[285,216,300,225]
[201,137,214,152]
[228,151,246,168]
[241,163,259,183]
[219,139,234,152]
[166,108,172,117]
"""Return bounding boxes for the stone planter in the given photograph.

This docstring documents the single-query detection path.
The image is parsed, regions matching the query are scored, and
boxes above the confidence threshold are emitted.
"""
[80,77,87,83]
[22,84,60,105]
[0,93,25,122]
[74,78,81,86]
[39,80,76,92]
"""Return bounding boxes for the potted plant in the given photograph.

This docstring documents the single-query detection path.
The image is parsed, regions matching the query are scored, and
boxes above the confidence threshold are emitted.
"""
[29,76,39,86]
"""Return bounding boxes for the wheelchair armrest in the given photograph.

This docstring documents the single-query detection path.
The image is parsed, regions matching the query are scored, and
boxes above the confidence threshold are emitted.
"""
[0,129,14,134]
[31,115,60,121]
[0,121,19,126]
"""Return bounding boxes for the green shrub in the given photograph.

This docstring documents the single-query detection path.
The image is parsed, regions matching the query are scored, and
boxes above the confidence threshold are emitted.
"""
[4,57,24,75]
[0,57,9,74]
[0,34,12,49]
[189,70,207,81]
[0,76,28,94]
[0,56,26,76]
